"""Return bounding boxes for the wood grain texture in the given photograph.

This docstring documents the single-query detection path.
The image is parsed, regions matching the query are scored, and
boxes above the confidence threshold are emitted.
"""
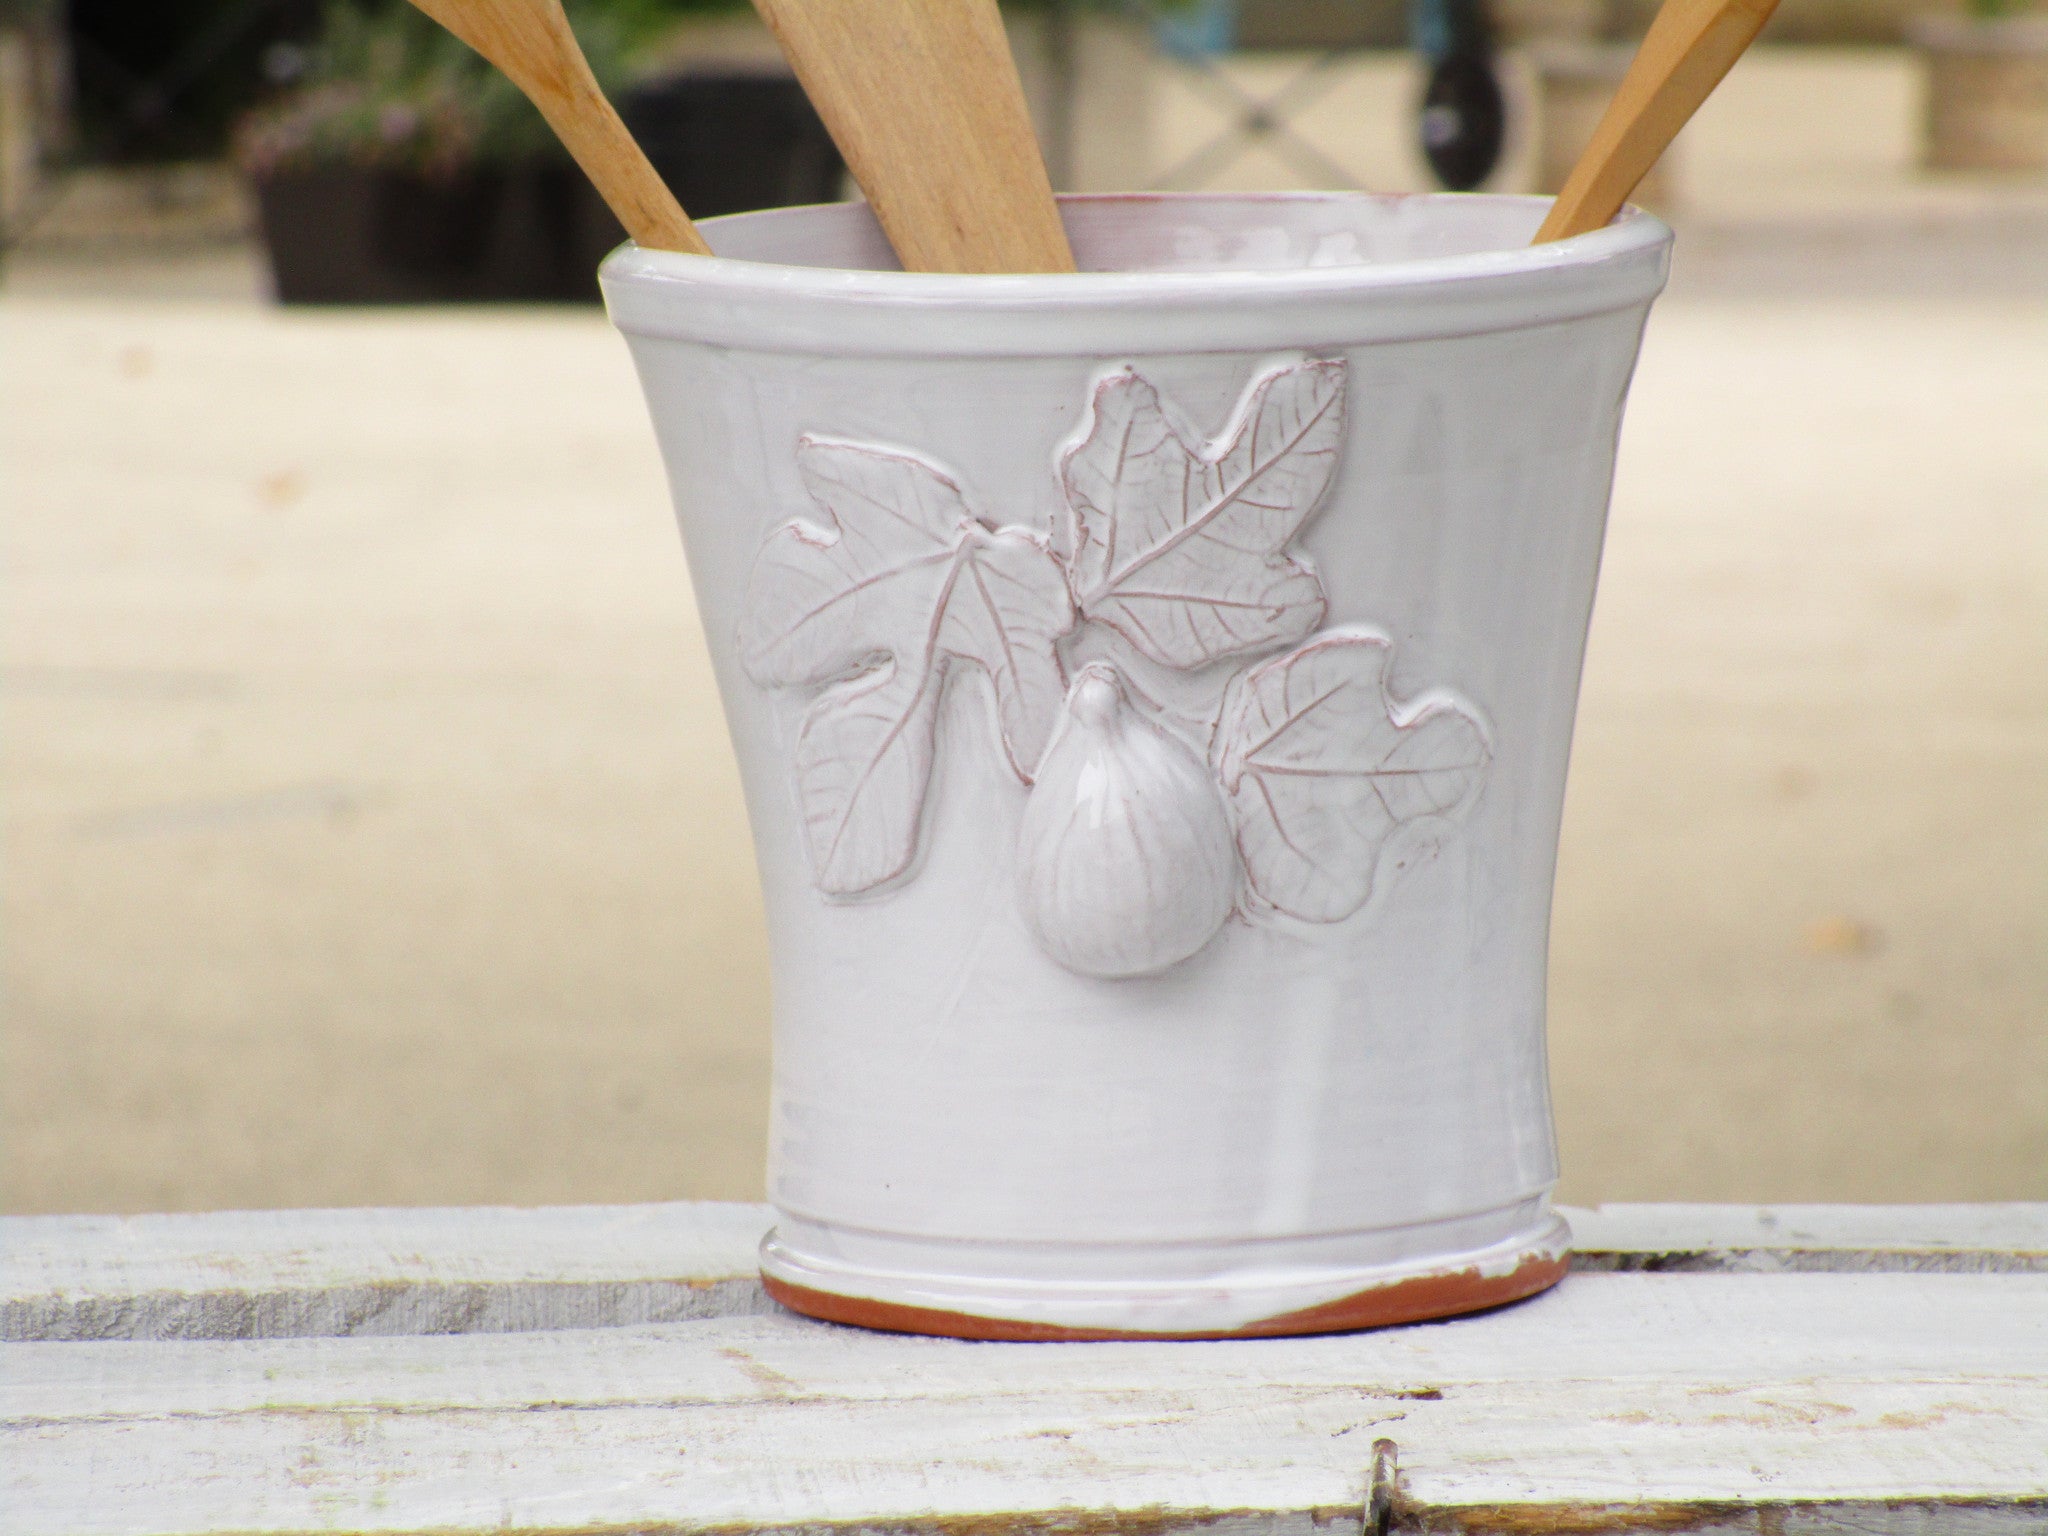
[11,1203,2046,1342]
[1568,1202,2048,1272]
[750,0,1075,272]
[1533,0,1781,243]
[0,1202,772,1342]
[7,1273,2045,1533]
[405,0,711,254]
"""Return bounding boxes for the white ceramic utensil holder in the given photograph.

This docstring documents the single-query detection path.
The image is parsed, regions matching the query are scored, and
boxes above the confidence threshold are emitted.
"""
[604,193,1670,1340]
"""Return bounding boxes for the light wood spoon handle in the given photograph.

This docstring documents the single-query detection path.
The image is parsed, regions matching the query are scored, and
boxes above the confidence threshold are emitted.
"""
[406,0,711,255]
[1533,0,1780,244]
[751,0,1075,274]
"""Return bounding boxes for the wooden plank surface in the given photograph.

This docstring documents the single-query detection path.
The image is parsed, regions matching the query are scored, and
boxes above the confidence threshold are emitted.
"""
[0,1201,773,1341]
[11,1202,2046,1342]
[1567,1201,2048,1272]
[6,1271,2045,1533]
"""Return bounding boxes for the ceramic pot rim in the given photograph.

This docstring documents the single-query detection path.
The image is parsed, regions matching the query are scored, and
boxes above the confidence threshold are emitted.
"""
[601,191,1672,356]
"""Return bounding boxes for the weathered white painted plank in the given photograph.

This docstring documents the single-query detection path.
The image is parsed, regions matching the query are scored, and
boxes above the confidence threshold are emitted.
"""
[1565,1202,2048,1272]
[0,1201,774,1341]
[6,1272,2045,1534]
[10,1202,2045,1342]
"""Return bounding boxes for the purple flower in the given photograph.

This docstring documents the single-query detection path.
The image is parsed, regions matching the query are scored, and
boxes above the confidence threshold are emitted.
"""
[377,104,420,144]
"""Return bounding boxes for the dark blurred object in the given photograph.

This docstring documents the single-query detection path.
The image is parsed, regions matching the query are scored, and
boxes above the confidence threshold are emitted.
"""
[1413,0,1505,189]
[1419,51,1504,187]
[254,72,840,303]
[572,69,843,268]
[67,0,321,163]
[255,162,580,301]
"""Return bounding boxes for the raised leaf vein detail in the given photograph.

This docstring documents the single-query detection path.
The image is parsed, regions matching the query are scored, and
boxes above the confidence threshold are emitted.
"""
[739,358,1490,959]
[1060,359,1346,671]
[1214,631,1491,924]
[741,436,1071,896]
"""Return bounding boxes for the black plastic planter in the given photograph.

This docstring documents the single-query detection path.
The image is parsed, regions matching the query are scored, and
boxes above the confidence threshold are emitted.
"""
[256,72,843,305]
[254,163,592,304]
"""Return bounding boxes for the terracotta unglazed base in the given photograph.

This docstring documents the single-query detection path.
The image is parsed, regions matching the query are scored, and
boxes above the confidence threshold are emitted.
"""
[760,1246,1569,1343]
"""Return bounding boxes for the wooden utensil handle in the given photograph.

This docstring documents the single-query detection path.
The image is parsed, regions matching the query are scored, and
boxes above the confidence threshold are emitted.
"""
[1533,0,1780,244]
[407,0,711,256]
[527,53,711,256]
[752,0,1074,273]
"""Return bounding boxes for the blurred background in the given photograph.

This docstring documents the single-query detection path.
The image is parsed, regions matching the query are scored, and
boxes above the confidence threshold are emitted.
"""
[2,0,2042,1216]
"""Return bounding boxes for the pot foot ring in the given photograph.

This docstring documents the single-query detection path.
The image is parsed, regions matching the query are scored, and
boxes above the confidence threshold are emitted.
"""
[760,1249,1568,1342]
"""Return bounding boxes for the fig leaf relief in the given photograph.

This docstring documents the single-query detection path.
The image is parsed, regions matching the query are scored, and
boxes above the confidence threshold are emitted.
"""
[740,436,1072,895]
[1060,361,1343,670]
[738,360,1494,976]
[1213,632,1492,924]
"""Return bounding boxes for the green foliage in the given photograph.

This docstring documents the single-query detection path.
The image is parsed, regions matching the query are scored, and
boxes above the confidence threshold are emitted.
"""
[235,0,691,175]
[229,0,1166,176]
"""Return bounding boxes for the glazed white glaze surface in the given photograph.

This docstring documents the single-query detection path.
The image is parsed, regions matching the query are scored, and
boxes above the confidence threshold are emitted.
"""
[603,193,1669,353]
[604,194,1669,1324]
